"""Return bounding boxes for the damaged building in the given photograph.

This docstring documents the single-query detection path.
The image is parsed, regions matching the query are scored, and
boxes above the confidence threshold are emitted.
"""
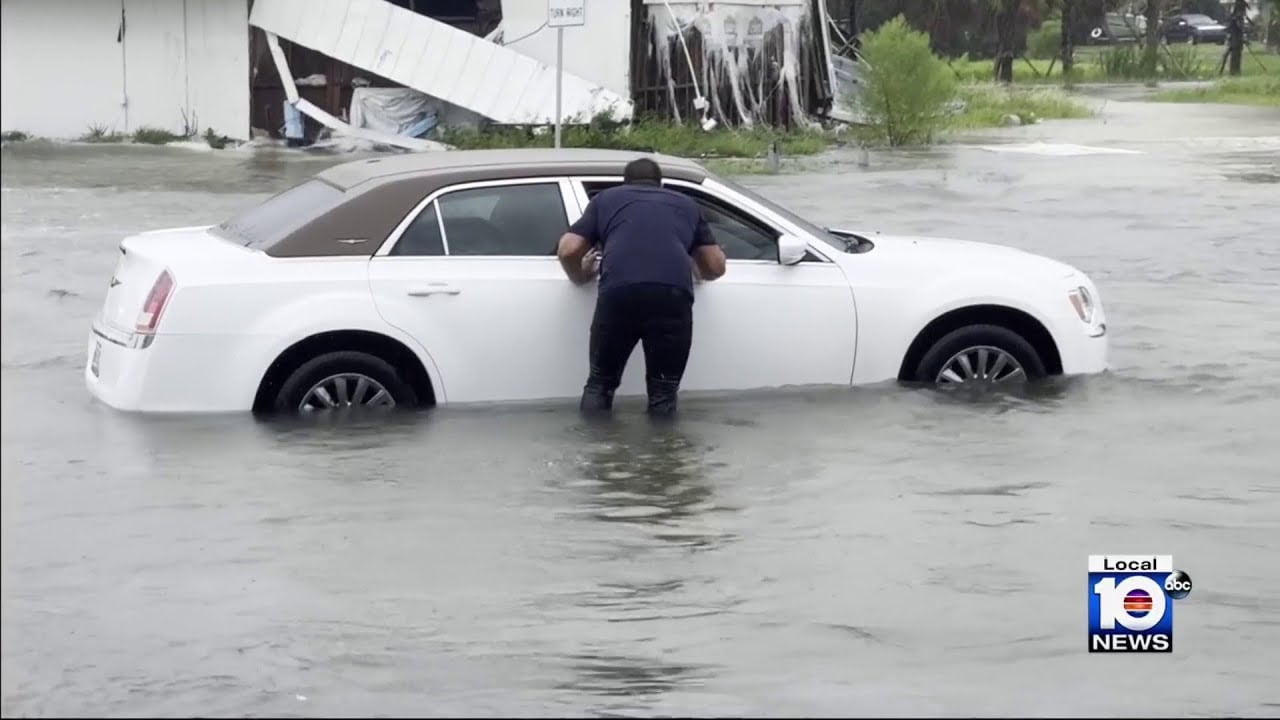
[1,0,859,146]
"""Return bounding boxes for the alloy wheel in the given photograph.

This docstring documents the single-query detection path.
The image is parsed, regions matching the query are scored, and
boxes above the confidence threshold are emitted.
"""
[299,373,396,412]
[934,346,1027,388]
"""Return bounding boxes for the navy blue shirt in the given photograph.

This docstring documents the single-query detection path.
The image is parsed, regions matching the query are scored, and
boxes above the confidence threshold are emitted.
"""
[568,184,714,297]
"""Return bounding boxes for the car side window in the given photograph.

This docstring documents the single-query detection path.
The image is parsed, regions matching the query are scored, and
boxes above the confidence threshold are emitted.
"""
[436,183,568,256]
[581,181,779,261]
[389,200,445,256]
[689,193,779,261]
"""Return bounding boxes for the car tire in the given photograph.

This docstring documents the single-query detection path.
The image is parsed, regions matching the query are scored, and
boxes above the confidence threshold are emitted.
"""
[274,350,418,414]
[915,324,1047,387]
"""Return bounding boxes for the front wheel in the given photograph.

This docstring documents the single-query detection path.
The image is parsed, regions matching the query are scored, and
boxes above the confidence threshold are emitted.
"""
[274,350,418,413]
[915,324,1047,389]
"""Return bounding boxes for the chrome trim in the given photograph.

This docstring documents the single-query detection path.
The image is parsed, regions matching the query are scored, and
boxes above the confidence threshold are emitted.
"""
[92,324,155,350]
[432,200,449,255]
[375,176,577,258]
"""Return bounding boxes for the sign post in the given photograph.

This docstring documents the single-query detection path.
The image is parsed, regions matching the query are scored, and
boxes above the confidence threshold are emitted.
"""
[547,0,586,148]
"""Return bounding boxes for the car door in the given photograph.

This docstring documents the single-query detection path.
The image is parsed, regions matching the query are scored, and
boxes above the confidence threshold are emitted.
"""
[366,176,597,405]
[571,176,859,395]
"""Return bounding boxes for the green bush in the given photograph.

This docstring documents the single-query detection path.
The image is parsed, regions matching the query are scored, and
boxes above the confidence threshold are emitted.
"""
[854,15,958,146]
[132,126,182,144]
[1028,20,1062,60]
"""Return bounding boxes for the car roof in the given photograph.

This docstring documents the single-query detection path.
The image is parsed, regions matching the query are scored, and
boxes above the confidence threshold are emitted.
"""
[316,147,710,190]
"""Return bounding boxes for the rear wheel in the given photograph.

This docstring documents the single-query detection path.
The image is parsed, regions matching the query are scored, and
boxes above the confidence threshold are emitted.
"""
[274,350,418,413]
[915,324,1046,389]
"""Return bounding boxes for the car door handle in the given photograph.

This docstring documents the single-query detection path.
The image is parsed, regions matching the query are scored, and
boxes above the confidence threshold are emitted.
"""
[406,284,461,297]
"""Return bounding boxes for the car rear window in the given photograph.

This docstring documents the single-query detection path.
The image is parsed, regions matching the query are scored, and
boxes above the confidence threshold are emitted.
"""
[212,179,344,250]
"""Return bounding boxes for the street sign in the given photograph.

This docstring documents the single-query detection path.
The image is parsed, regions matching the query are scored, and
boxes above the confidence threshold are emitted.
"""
[548,0,585,147]
[548,0,586,28]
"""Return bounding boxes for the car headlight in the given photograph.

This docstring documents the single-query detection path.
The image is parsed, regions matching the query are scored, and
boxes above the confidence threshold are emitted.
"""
[1068,286,1095,324]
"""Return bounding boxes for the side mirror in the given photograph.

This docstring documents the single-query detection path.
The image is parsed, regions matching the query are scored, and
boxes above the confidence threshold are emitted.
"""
[777,234,808,266]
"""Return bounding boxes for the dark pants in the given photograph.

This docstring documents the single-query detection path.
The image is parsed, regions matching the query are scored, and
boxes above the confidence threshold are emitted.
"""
[580,282,694,416]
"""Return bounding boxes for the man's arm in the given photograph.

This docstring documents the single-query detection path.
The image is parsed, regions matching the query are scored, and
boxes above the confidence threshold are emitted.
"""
[557,232,598,285]
[558,201,600,285]
[690,214,727,281]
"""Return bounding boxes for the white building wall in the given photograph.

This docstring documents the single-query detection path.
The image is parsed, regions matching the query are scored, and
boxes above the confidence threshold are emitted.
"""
[1,0,250,140]
[500,0,632,103]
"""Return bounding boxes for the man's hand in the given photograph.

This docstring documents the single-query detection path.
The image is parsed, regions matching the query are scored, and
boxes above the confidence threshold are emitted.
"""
[581,250,600,280]
[557,232,597,285]
[693,244,727,281]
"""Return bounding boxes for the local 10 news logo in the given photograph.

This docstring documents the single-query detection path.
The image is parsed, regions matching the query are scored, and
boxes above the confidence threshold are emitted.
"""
[1088,555,1192,653]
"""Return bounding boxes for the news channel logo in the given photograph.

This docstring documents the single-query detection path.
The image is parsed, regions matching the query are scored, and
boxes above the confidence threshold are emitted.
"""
[1088,555,1193,653]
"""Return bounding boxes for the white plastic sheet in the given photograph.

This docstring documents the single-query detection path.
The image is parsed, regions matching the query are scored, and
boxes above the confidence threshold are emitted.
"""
[348,87,439,138]
[348,87,488,138]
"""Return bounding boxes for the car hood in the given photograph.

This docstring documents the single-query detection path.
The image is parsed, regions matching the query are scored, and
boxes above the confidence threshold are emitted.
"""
[832,228,1083,279]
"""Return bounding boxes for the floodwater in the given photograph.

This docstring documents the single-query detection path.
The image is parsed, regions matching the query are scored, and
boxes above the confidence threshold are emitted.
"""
[3,96,1280,717]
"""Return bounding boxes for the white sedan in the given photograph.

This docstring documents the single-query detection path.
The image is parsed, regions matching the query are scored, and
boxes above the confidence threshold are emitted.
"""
[85,148,1109,414]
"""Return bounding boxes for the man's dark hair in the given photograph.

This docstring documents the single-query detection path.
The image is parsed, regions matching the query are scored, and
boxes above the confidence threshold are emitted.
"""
[623,157,662,186]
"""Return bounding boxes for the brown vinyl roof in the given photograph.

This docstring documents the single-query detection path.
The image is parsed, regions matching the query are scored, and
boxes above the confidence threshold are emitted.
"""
[259,148,711,258]
[316,147,710,190]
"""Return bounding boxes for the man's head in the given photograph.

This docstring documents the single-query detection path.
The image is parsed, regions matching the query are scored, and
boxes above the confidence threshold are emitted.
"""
[623,157,663,187]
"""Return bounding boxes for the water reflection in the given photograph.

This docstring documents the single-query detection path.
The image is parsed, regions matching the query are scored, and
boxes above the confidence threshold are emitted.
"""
[566,415,735,551]
[543,416,735,710]
[556,651,715,707]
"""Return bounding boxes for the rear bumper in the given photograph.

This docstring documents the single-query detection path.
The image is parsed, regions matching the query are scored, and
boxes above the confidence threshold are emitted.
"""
[84,323,261,413]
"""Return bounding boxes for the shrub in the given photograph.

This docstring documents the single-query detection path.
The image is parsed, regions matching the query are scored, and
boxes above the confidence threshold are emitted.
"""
[853,15,958,146]
[1028,19,1062,60]
[132,127,182,144]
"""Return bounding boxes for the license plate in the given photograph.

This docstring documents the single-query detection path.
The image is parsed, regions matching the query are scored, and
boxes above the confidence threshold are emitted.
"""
[91,340,102,377]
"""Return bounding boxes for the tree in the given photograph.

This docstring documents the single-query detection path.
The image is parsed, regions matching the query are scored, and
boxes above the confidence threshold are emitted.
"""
[1226,0,1249,75]
[994,0,1021,82]
[1143,0,1163,78]
[1060,0,1075,76]
[856,16,959,146]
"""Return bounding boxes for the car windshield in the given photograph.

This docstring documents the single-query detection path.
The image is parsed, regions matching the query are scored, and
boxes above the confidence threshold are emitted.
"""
[709,174,847,251]
[1185,14,1215,25]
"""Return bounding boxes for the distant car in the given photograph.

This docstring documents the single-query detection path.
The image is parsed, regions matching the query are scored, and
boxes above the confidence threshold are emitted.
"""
[1162,14,1228,44]
[1083,12,1143,45]
[84,149,1110,415]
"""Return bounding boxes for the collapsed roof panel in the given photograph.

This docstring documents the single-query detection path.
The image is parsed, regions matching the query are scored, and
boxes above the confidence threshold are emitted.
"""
[249,0,633,125]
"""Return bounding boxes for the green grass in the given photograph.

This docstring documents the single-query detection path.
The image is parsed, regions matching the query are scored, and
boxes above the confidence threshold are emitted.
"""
[80,124,128,143]
[1150,73,1280,105]
[948,84,1094,129]
[949,43,1279,84]
[439,117,831,158]
[131,126,184,144]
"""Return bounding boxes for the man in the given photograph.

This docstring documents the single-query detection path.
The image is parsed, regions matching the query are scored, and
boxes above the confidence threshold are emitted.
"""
[556,157,727,416]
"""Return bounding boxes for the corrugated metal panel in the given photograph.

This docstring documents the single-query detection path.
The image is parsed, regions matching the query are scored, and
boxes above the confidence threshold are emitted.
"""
[250,0,633,124]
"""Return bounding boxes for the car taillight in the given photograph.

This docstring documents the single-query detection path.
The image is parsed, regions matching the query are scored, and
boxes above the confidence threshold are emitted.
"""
[136,270,175,334]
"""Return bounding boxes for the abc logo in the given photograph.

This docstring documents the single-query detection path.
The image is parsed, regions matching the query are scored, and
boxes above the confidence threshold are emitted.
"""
[1165,570,1193,599]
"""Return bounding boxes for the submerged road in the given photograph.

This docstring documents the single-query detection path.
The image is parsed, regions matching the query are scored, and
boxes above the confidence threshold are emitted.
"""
[3,96,1279,716]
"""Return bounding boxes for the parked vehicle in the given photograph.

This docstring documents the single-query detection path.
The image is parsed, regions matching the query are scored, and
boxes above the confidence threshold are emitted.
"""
[84,149,1110,415]
[1079,12,1144,45]
[1162,13,1229,44]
